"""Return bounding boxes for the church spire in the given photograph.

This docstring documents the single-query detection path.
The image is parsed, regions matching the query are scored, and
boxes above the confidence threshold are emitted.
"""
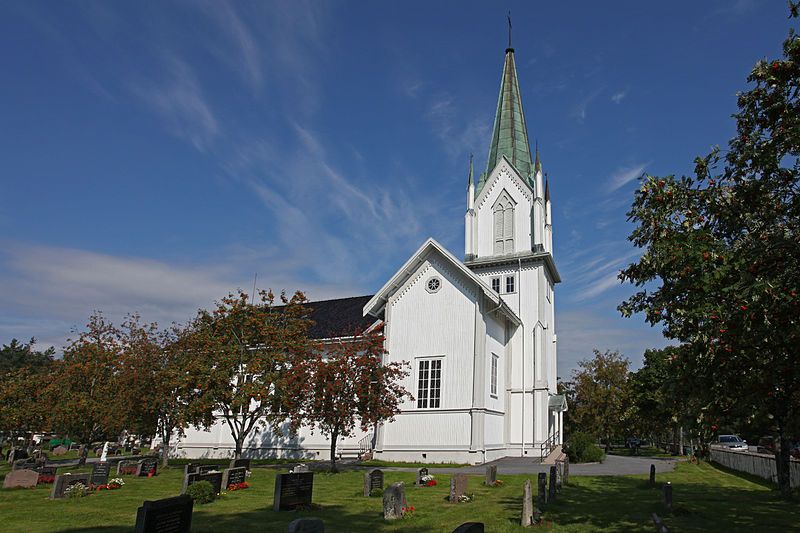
[481,36,533,192]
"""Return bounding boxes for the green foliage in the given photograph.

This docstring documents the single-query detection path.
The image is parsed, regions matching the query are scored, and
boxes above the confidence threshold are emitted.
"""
[368,487,383,497]
[185,480,216,504]
[0,338,54,374]
[619,8,800,497]
[565,431,605,463]
[568,350,632,444]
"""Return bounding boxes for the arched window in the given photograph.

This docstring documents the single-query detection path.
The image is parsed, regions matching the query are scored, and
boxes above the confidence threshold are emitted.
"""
[493,191,515,255]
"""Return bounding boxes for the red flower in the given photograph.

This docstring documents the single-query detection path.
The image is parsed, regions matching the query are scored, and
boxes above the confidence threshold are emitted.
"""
[773,61,780,70]
[711,425,718,431]
[740,305,747,311]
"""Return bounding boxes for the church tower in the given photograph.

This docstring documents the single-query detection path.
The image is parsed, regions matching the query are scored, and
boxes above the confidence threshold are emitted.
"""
[464,42,562,451]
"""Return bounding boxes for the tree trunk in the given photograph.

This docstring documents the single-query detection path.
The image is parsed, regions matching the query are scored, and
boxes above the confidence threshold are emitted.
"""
[160,428,171,468]
[77,444,88,466]
[329,428,339,473]
[775,429,793,500]
[234,435,244,460]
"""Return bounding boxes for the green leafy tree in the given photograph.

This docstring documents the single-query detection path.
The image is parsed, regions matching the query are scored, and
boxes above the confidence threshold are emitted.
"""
[569,349,633,448]
[181,289,313,459]
[301,328,412,472]
[0,338,54,374]
[620,6,799,498]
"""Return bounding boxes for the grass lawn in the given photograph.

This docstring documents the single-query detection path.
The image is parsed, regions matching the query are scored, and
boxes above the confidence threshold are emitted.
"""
[0,461,796,532]
[359,459,470,468]
[607,446,675,459]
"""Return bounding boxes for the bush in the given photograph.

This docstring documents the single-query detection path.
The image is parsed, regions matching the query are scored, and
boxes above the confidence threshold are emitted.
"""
[565,432,605,463]
[185,481,216,504]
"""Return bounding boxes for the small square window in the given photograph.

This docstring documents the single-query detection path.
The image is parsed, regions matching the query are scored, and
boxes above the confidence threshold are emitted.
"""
[506,275,515,293]
[491,278,500,293]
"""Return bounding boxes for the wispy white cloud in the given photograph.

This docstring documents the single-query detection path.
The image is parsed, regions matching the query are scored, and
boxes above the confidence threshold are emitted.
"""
[607,162,650,192]
[131,57,219,151]
[426,94,491,160]
[198,0,262,91]
[611,89,628,104]
[570,87,604,123]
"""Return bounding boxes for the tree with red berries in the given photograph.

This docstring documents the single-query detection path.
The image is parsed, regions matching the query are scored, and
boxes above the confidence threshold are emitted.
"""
[620,6,800,498]
[300,328,412,472]
[180,289,313,459]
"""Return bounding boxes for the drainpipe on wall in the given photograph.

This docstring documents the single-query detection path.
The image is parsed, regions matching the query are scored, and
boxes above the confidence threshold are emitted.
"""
[518,257,525,457]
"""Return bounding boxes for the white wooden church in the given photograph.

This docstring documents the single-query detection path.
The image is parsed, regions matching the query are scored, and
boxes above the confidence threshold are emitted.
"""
[173,41,565,465]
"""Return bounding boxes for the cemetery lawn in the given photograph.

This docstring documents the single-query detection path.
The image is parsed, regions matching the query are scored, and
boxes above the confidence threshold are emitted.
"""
[0,461,797,532]
[607,446,674,458]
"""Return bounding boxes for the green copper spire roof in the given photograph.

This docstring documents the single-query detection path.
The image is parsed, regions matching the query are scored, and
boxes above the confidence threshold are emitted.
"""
[480,46,533,192]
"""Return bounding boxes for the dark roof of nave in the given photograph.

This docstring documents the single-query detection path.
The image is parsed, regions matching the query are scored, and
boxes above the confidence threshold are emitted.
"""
[300,295,377,339]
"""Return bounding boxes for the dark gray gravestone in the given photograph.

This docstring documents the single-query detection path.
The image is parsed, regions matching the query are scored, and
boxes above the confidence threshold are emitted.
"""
[230,458,251,470]
[286,517,325,533]
[3,468,39,489]
[537,472,547,507]
[91,462,111,486]
[182,471,223,495]
[12,458,35,471]
[382,482,406,520]
[222,467,247,490]
[36,465,57,484]
[548,466,557,501]
[663,482,673,510]
[415,467,429,486]
[485,465,497,486]
[183,463,198,476]
[50,473,91,499]
[649,464,656,487]
[273,472,314,511]
[449,473,468,502]
[196,464,219,475]
[520,478,534,527]
[453,523,485,533]
[118,460,139,475]
[181,473,199,494]
[555,461,563,491]
[363,469,384,496]
[564,456,570,485]
[134,494,193,533]
[137,458,159,477]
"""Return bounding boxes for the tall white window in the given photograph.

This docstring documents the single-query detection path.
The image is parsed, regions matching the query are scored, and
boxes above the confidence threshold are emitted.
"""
[493,191,515,255]
[417,358,442,408]
[490,354,499,396]
[491,277,500,293]
[506,275,515,293]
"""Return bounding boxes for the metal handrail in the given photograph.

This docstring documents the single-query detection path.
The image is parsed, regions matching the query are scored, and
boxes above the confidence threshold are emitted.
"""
[358,433,374,458]
[540,430,560,460]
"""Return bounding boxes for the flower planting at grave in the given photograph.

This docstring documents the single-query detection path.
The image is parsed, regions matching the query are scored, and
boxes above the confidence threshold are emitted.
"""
[227,481,249,491]
[420,474,437,487]
[65,482,89,499]
[401,505,415,518]
[457,493,474,503]
[37,474,55,485]
[94,478,125,491]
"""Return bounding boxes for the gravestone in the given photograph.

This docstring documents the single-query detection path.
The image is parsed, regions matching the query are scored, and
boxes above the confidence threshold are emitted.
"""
[222,467,247,490]
[52,446,68,456]
[649,464,656,487]
[183,463,198,476]
[563,456,570,485]
[291,463,309,473]
[453,523,485,533]
[230,458,251,470]
[50,473,91,499]
[555,462,563,491]
[118,460,139,475]
[449,473,468,502]
[286,517,325,533]
[485,465,497,486]
[273,472,314,511]
[196,464,219,475]
[652,512,671,533]
[548,466,557,501]
[37,465,58,484]
[663,482,673,510]
[415,467,429,486]
[91,462,111,486]
[137,457,159,477]
[520,478,534,527]
[183,471,223,495]
[134,494,193,533]
[12,458,35,471]
[382,482,406,520]
[537,472,547,507]
[3,468,39,489]
[363,469,384,496]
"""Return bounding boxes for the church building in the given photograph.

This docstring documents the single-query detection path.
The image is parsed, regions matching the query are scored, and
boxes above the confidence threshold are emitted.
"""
[173,41,564,465]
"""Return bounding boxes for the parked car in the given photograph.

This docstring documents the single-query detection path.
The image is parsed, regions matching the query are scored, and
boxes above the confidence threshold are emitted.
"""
[625,437,642,448]
[717,434,748,451]
[757,436,776,455]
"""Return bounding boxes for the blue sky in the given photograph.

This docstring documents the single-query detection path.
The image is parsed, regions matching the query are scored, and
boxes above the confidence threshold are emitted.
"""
[0,1,792,378]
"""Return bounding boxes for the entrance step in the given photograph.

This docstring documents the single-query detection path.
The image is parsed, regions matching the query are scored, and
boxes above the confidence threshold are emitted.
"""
[542,445,566,464]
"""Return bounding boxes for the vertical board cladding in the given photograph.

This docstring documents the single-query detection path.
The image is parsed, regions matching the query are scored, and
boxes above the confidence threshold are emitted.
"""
[475,165,533,258]
[382,412,471,447]
[388,259,478,410]
[483,413,506,449]
[485,313,505,412]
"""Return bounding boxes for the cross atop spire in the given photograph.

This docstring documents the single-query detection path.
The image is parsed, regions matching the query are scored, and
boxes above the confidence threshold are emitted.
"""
[507,11,513,50]
[479,35,533,193]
